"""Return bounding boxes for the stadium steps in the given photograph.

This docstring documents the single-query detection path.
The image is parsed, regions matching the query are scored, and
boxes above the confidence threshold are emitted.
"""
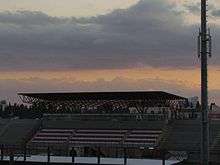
[159,120,201,151]
[66,129,77,145]
[160,120,220,163]
[210,120,220,153]
[0,122,11,139]
[0,119,10,135]
[158,121,171,149]
[0,119,40,147]
[121,130,131,144]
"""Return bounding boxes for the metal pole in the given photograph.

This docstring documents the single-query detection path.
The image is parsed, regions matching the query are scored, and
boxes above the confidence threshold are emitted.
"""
[23,145,27,162]
[9,150,14,165]
[71,147,75,164]
[124,148,127,165]
[162,150,165,165]
[0,146,3,161]
[97,147,101,164]
[201,0,209,164]
[47,146,50,164]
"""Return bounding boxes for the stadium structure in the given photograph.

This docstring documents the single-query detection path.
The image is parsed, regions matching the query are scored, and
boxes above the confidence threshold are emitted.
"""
[0,91,219,165]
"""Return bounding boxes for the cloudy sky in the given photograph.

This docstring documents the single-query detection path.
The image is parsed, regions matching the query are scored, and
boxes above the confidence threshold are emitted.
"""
[0,0,220,104]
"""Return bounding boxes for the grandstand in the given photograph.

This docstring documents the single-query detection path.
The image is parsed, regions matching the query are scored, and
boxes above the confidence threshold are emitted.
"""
[4,116,220,164]
[0,116,168,164]
[4,118,220,165]
[1,91,215,164]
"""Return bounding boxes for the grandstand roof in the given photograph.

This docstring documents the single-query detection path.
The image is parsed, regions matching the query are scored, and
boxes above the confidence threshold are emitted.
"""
[18,91,186,103]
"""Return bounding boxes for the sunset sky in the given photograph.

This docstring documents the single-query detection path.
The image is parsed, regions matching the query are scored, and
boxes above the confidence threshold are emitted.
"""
[0,0,220,104]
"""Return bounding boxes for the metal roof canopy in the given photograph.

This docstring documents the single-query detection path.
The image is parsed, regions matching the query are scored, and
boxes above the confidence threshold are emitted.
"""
[18,91,186,102]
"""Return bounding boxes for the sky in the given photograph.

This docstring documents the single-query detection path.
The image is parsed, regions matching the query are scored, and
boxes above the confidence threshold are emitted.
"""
[0,0,220,104]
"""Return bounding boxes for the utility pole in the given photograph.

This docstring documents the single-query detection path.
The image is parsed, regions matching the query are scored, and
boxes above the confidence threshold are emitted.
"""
[198,0,212,164]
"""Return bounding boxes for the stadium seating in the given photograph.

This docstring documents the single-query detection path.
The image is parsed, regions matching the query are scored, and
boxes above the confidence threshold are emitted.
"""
[30,129,161,147]
[159,120,201,151]
[29,127,163,148]
[70,129,125,145]
[210,120,220,152]
[125,130,162,146]
[30,129,123,146]
[160,119,220,153]
[0,119,40,147]
[26,116,166,148]
[31,129,73,145]
[0,119,9,128]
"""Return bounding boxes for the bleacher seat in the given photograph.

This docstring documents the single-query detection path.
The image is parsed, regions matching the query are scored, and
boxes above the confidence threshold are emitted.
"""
[29,128,163,148]
[28,117,165,148]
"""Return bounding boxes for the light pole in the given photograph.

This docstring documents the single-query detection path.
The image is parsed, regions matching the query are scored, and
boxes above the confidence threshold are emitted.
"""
[198,0,212,164]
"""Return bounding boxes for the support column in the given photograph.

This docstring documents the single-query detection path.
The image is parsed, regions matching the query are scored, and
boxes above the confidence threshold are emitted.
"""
[23,145,27,162]
[47,146,50,164]
[1,146,3,161]
[115,148,118,158]
[9,150,14,165]
[71,147,76,164]
[124,148,127,165]
[162,150,166,165]
[97,147,101,164]
[72,155,75,164]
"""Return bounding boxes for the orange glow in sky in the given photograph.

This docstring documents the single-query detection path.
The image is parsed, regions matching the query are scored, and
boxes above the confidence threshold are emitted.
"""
[0,67,219,91]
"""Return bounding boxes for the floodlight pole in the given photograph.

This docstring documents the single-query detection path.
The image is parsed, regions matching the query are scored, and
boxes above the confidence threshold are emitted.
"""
[199,0,211,164]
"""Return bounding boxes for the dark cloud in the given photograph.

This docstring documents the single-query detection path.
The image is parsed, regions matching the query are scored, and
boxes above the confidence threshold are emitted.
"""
[211,9,220,17]
[184,2,201,15]
[0,11,67,26]
[183,2,217,16]
[0,0,218,71]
